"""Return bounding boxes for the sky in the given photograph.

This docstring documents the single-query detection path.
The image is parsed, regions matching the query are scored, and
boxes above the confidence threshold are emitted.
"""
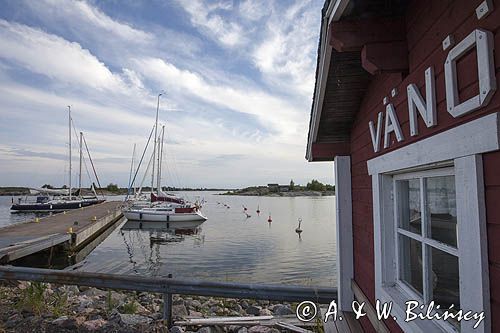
[0,0,332,189]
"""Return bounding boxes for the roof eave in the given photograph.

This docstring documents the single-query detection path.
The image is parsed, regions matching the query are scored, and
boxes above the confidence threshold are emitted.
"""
[306,0,351,162]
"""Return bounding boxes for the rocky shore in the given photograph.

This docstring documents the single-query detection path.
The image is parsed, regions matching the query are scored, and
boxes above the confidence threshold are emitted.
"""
[0,282,301,333]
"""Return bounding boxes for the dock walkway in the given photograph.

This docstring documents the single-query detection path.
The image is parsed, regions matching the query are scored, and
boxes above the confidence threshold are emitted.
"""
[0,201,123,263]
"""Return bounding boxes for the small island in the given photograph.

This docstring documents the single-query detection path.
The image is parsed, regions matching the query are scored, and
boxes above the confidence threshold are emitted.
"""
[221,179,335,197]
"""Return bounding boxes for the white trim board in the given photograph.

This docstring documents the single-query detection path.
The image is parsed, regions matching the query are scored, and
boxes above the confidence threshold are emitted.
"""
[334,156,354,311]
[367,112,500,175]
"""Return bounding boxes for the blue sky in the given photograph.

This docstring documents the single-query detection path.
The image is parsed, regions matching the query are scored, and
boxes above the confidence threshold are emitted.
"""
[0,0,332,188]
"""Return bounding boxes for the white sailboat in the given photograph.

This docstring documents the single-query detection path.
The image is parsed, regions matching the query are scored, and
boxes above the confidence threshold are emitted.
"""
[11,106,105,212]
[123,94,207,226]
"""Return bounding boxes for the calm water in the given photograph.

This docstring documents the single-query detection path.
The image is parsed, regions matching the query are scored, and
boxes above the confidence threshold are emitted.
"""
[0,193,337,287]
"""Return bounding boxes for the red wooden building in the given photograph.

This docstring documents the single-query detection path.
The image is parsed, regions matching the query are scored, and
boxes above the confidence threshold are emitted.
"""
[307,0,499,332]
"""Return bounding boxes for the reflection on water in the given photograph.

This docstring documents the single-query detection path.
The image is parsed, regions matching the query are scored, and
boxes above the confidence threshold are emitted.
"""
[0,192,336,287]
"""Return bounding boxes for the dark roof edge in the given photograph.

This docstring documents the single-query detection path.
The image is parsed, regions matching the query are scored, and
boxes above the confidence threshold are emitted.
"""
[305,0,352,161]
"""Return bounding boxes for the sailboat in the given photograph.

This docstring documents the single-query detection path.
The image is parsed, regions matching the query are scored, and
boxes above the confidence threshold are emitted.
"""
[10,106,105,212]
[123,94,207,226]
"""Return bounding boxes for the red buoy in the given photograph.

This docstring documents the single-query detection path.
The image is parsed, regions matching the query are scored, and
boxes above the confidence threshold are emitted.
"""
[267,215,272,222]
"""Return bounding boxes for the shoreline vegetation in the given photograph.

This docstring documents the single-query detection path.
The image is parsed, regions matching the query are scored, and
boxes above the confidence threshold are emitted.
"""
[221,179,335,197]
[0,281,303,333]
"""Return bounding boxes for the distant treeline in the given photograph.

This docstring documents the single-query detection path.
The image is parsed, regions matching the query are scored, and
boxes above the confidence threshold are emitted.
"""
[223,179,335,196]
[0,184,233,196]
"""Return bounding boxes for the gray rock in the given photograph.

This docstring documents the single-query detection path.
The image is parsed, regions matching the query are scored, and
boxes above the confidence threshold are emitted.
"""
[173,299,185,306]
[245,305,262,315]
[239,300,249,309]
[272,304,293,316]
[228,325,241,332]
[117,313,153,326]
[259,308,273,316]
[248,326,272,333]
[83,288,107,298]
[231,303,243,313]
[236,328,248,333]
[189,310,203,317]
[173,304,189,317]
[197,327,215,333]
[82,319,107,331]
[170,326,185,333]
[188,299,202,309]
[51,316,79,329]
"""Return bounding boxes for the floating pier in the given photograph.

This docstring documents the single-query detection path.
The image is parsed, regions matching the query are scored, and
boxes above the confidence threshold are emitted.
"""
[0,201,123,264]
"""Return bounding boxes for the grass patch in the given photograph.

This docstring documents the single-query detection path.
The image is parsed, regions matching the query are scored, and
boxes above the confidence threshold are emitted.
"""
[121,301,138,314]
[15,282,68,317]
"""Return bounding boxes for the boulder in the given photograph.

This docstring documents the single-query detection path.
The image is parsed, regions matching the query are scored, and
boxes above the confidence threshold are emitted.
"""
[188,299,202,309]
[272,304,293,316]
[170,326,185,333]
[197,327,215,333]
[173,304,189,317]
[116,313,153,326]
[259,309,273,316]
[245,305,262,315]
[248,326,272,333]
[82,318,107,331]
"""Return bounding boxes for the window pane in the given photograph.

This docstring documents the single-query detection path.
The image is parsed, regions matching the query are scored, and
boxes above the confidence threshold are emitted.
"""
[426,176,457,248]
[399,234,423,296]
[397,179,421,234]
[430,246,460,329]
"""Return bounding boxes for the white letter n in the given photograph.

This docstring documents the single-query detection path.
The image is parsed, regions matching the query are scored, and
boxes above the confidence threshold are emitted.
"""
[407,66,437,136]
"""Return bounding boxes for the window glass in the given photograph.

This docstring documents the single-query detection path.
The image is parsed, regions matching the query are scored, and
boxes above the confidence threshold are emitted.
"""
[427,176,457,248]
[399,234,423,296]
[397,179,421,234]
[430,246,460,329]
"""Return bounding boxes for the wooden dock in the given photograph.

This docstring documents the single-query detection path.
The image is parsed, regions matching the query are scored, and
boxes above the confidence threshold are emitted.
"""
[0,201,123,264]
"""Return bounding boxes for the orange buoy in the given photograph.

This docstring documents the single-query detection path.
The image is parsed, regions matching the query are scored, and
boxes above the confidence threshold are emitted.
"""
[256,205,260,214]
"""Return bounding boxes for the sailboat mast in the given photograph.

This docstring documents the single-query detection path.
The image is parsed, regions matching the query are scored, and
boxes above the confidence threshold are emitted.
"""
[68,106,72,200]
[158,125,165,194]
[128,143,136,196]
[79,131,83,195]
[151,93,162,195]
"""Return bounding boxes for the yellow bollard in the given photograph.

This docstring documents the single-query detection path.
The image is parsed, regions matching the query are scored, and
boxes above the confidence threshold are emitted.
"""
[67,227,73,234]
[35,217,40,223]
[92,216,97,222]
[63,211,66,215]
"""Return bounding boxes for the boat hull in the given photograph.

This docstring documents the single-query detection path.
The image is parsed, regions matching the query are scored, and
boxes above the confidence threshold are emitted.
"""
[11,199,105,213]
[123,210,207,223]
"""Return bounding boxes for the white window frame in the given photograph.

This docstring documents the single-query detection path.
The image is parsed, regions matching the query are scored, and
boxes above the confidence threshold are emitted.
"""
[367,112,499,333]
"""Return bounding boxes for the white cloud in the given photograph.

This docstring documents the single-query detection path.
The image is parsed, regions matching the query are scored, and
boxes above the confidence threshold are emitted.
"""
[24,0,153,43]
[173,0,244,47]
[133,57,304,139]
[251,1,320,97]
[0,20,125,91]
[239,0,269,21]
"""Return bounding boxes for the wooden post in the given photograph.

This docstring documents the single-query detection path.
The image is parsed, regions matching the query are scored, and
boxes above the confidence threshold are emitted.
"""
[163,292,172,327]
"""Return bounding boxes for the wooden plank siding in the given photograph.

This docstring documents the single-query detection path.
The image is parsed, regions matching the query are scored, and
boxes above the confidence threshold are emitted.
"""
[347,0,500,332]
